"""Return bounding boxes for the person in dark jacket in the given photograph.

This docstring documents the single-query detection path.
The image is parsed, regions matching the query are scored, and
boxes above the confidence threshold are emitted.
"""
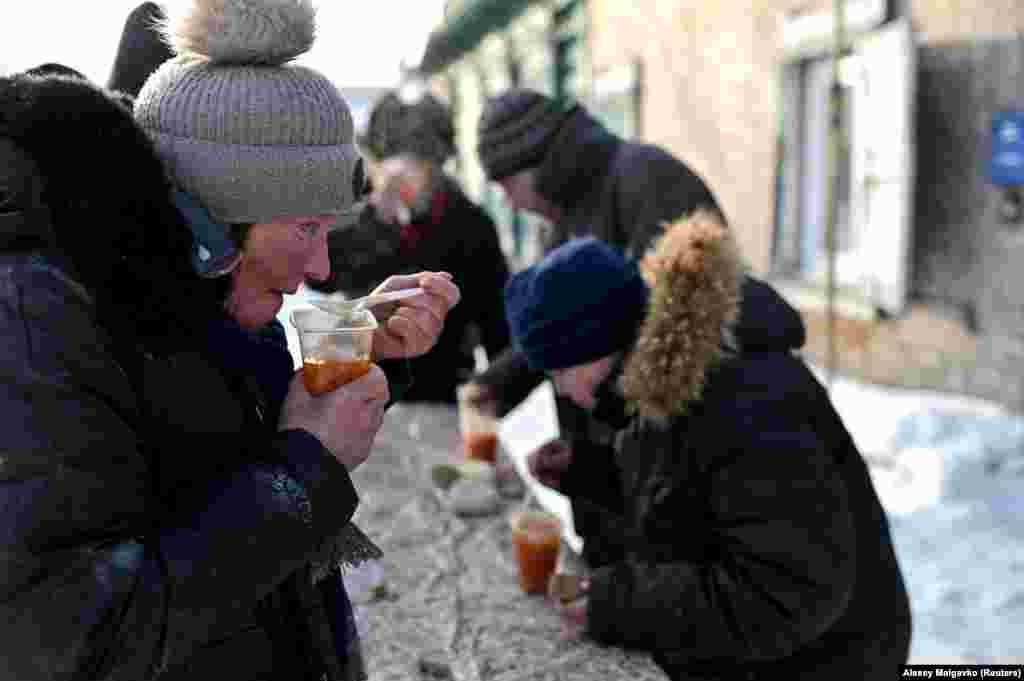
[307,89,511,403]
[503,212,912,680]
[469,88,725,417]
[103,9,385,667]
[0,3,459,680]
[107,1,174,99]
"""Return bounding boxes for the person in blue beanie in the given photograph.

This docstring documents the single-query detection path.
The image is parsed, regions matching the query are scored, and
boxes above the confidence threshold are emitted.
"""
[504,211,911,681]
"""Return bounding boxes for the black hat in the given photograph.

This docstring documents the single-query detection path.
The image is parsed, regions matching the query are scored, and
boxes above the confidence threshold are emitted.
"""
[23,63,88,80]
[107,2,174,98]
[477,89,576,180]
[504,238,649,371]
[360,90,455,165]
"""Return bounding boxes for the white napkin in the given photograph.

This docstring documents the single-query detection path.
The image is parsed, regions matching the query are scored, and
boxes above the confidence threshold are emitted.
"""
[497,381,583,554]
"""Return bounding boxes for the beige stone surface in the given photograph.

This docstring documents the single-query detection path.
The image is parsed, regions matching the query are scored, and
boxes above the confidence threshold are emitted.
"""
[348,404,667,681]
[796,301,984,395]
[588,0,779,273]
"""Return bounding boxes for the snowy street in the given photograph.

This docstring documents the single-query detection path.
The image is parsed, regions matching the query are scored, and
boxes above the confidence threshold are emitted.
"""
[818,367,1024,663]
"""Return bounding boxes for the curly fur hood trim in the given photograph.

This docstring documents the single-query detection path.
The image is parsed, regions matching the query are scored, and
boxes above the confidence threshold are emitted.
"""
[619,210,743,423]
[163,0,316,65]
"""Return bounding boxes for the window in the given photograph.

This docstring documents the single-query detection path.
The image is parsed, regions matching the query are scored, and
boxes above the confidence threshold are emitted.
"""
[589,60,642,140]
[799,55,857,286]
[773,18,916,316]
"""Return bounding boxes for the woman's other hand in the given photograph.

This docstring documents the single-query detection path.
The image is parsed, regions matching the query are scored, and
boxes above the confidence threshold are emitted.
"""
[370,271,460,359]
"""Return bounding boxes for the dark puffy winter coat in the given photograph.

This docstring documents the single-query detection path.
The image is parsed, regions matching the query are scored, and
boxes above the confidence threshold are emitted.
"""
[562,214,912,680]
[0,247,403,681]
[478,108,723,413]
[0,71,399,681]
[311,176,511,403]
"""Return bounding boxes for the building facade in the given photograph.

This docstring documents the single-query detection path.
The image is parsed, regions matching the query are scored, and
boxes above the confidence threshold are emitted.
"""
[421,0,1024,410]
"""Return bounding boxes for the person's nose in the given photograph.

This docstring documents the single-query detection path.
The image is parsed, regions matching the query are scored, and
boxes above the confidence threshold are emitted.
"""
[305,233,331,282]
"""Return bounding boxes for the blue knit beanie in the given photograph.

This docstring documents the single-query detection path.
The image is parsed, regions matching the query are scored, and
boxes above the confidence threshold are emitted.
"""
[504,238,650,371]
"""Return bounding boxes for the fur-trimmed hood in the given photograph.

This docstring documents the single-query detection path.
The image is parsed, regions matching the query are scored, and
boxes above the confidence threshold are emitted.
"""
[618,211,805,422]
[0,70,229,353]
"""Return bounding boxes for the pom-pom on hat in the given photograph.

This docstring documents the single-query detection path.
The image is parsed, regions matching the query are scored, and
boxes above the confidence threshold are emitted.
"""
[504,238,650,371]
[134,0,361,224]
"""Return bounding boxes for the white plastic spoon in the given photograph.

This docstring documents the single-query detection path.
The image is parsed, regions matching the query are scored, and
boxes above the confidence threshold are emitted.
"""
[309,287,424,318]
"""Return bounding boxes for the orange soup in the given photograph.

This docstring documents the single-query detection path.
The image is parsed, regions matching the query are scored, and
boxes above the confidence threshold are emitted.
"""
[463,431,498,463]
[303,358,372,395]
[511,516,561,594]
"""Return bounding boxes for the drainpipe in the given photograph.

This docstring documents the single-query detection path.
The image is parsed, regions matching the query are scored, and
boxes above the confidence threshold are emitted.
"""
[825,0,846,388]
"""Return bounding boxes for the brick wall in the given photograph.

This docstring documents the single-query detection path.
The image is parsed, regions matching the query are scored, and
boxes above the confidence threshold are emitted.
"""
[911,0,1024,44]
[588,0,780,274]
[586,0,1024,409]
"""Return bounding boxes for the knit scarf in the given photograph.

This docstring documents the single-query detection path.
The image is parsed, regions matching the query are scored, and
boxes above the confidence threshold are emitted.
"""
[204,315,383,581]
[399,188,448,256]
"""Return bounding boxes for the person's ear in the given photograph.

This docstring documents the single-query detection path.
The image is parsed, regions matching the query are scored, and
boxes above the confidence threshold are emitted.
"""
[173,189,241,278]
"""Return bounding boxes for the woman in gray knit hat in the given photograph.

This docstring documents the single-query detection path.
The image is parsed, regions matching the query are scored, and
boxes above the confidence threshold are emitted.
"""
[0,1,458,680]
[132,1,461,677]
[134,0,460,375]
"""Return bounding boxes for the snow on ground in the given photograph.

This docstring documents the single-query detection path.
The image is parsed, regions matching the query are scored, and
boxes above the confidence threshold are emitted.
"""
[811,365,1024,663]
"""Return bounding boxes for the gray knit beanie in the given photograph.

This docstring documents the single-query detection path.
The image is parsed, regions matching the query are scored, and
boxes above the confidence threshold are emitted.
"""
[477,89,576,181]
[133,0,360,224]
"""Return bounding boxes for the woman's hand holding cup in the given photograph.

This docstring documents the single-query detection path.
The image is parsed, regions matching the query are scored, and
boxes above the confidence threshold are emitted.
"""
[280,366,389,471]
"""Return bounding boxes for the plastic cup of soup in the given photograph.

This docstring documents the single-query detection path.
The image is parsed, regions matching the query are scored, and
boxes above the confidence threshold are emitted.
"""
[456,382,499,463]
[290,306,377,395]
[510,510,562,595]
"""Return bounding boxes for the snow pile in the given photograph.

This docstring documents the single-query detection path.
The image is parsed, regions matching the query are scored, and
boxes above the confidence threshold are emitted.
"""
[816,367,1024,663]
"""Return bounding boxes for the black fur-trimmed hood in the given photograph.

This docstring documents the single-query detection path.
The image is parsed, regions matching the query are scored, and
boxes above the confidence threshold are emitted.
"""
[0,72,167,232]
[0,71,222,352]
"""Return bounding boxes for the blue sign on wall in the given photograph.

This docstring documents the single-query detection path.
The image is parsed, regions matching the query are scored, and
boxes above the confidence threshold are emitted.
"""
[992,111,1024,186]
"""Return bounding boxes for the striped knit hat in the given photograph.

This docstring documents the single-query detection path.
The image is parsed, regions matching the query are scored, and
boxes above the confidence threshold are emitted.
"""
[477,89,576,181]
[133,0,361,224]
